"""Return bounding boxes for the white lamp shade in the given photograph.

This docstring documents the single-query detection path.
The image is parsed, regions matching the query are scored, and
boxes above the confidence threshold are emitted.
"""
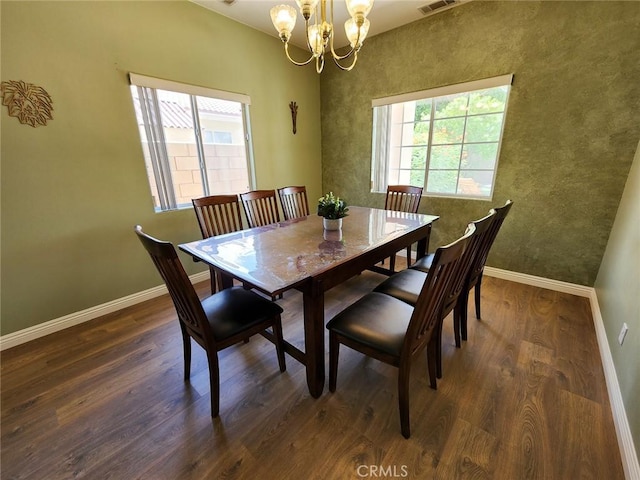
[345,0,374,18]
[295,0,320,17]
[270,5,298,36]
[345,17,370,47]
[307,24,324,56]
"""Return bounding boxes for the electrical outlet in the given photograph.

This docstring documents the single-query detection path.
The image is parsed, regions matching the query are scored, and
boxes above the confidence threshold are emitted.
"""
[618,323,628,345]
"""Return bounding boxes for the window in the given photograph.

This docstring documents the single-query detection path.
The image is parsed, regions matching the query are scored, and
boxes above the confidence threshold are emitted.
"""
[202,130,233,144]
[129,73,255,212]
[371,74,512,200]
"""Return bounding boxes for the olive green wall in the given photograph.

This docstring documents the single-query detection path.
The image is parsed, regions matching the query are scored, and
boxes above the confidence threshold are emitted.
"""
[320,1,640,286]
[595,140,640,462]
[0,1,322,335]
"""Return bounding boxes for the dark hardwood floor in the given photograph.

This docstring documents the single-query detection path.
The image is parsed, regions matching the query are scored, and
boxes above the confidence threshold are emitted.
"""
[1,272,624,479]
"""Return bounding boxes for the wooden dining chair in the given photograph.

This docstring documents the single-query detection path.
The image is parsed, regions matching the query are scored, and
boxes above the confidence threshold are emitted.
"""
[460,199,513,337]
[239,189,285,300]
[192,194,244,238]
[134,225,286,418]
[384,185,423,271]
[374,212,495,379]
[240,190,281,228]
[192,194,244,294]
[411,200,513,342]
[277,185,310,221]
[327,225,474,438]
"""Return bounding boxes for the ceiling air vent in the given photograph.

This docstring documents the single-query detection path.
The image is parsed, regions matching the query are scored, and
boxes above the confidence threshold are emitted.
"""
[419,0,460,16]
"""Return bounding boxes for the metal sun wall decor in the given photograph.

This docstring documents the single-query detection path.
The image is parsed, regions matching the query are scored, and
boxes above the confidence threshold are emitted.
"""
[1,80,54,127]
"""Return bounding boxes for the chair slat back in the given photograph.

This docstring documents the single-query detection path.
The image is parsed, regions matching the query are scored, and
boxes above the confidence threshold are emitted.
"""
[404,225,475,353]
[192,195,244,238]
[441,211,496,317]
[468,200,514,287]
[134,226,211,344]
[240,190,281,228]
[385,185,423,213]
[278,186,310,220]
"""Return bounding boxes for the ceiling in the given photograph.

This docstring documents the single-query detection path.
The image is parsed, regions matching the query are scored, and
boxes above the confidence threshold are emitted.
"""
[191,0,465,49]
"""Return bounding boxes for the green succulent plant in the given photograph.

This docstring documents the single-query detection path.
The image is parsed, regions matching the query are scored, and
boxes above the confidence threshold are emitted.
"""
[317,192,349,219]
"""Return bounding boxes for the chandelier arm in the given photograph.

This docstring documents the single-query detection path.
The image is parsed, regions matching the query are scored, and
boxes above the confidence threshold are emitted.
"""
[328,41,357,61]
[327,0,358,61]
[315,54,325,73]
[284,42,316,66]
[331,51,358,71]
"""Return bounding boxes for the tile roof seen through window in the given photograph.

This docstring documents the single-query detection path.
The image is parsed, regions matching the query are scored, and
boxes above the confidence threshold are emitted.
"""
[133,95,241,129]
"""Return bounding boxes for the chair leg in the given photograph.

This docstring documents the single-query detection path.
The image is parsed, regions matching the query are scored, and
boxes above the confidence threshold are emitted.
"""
[436,320,444,379]
[398,363,411,439]
[209,266,217,295]
[181,326,191,381]
[272,316,287,373]
[475,273,483,320]
[329,332,339,392]
[206,350,220,418]
[426,341,437,390]
[453,305,461,348]
[460,289,470,341]
[389,254,397,273]
[406,246,412,269]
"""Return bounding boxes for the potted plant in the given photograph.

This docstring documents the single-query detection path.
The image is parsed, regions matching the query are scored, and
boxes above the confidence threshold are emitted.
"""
[317,192,349,230]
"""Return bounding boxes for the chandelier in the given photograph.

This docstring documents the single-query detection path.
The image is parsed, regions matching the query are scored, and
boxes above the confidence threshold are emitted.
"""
[270,0,374,73]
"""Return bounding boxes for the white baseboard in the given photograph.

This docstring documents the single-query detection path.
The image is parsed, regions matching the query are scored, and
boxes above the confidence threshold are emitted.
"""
[0,271,209,352]
[1,266,637,478]
[588,291,640,480]
[483,266,593,297]
[483,267,639,479]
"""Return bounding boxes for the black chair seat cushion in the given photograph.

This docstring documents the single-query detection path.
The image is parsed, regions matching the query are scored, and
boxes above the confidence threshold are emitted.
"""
[202,287,283,342]
[410,252,434,273]
[326,292,413,357]
[373,269,427,306]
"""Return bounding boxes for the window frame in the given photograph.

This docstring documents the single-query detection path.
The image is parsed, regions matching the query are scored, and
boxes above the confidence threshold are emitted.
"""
[129,73,256,212]
[371,74,513,201]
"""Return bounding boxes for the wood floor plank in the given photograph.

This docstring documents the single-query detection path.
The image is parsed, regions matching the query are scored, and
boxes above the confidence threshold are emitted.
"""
[436,418,498,479]
[0,273,625,479]
[552,389,608,480]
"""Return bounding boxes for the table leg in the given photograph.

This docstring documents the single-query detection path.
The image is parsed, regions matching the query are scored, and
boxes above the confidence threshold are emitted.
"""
[302,282,325,398]
[416,224,432,259]
[218,271,234,290]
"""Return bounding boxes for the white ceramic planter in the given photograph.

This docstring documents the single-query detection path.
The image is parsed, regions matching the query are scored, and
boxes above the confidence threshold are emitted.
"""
[323,218,342,231]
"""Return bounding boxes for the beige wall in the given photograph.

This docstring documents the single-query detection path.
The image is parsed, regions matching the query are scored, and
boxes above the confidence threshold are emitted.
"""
[0,1,322,335]
[595,140,640,462]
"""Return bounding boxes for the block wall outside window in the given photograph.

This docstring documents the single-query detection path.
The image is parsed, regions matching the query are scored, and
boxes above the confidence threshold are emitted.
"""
[129,73,254,212]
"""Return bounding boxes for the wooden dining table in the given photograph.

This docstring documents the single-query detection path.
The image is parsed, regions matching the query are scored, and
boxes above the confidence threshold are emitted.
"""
[179,205,439,398]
